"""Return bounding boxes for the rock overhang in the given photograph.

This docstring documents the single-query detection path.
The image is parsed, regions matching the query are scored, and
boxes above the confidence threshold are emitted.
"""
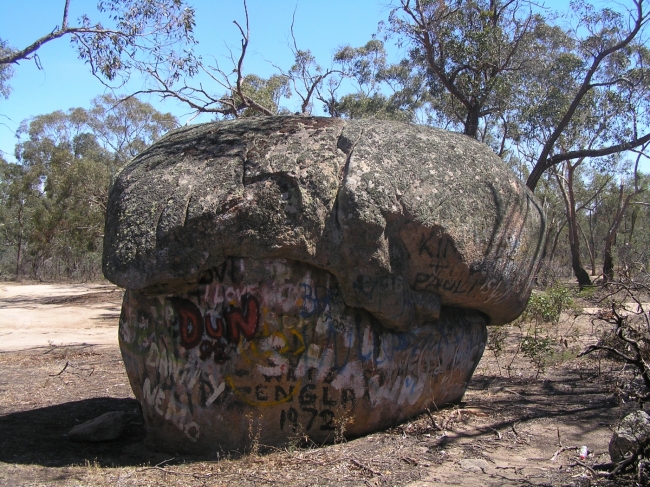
[103,116,546,328]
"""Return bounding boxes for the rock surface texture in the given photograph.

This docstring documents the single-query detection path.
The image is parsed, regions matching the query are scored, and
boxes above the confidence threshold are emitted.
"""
[103,116,546,453]
[67,411,126,442]
[609,410,650,463]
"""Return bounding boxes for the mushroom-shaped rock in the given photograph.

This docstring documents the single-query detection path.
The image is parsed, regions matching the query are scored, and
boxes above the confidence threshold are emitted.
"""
[103,116,545,453]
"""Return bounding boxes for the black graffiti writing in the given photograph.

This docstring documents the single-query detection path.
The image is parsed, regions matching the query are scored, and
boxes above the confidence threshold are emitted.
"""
[319,410,335,431]
[299,384,317,407]
[280,407,299,432]
[352,274,404,301]
[274,384,291,401]
[302,407,318,430]
[418,231,456,259]
[277,386,356,432]
[322,386,337,407]
[198,257,243,285]
[414,273,468,295]
[341,388,356,409]
[279,406,338,432]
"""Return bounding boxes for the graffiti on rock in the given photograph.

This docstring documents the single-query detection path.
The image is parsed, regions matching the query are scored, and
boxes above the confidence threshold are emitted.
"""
[172,294,260,363]
[119,258,487,446]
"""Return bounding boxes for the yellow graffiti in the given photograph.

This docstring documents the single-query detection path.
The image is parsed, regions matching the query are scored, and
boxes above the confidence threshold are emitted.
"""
[238,309,307,365]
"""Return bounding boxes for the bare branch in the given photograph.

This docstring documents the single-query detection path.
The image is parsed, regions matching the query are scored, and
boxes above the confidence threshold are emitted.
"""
[62,0,71,30]
[527,0,648,190]
[541,131,650,169]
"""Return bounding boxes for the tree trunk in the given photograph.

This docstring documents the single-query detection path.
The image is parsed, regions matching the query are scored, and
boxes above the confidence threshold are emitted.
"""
[14,202,24,280]
[578,220,595,276]
[602,244,614,283]
[463,105,480,139]
[554,162,592,288]
[602,179,637,284]
[570,238,592,287]
[567,189,592,288]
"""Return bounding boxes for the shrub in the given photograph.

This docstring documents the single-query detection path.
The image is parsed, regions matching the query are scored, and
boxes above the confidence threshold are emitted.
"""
[521,283,574,326]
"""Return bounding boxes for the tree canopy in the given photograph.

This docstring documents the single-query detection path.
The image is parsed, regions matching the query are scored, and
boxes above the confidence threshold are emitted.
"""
[0,0,196,94]
[0,99,177,280]
[1,0,649,287]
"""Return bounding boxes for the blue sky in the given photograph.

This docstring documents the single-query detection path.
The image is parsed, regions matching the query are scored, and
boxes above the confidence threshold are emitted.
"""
[2,0,647,174]
[0,0,393,161]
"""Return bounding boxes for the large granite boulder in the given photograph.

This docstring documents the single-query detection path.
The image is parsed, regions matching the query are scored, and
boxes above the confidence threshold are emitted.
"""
[103,116,545,453]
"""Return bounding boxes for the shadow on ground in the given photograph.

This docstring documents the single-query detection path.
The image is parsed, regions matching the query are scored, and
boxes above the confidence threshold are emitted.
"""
[0,397,175,467]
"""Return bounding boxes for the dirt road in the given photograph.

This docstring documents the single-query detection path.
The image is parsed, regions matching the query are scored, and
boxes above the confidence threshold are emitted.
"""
[0,283,123,351]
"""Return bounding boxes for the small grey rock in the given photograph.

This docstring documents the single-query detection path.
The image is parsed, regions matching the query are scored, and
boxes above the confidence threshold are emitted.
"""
[67,411,126,442]
[609,410,650,463]
[460,458,490,473]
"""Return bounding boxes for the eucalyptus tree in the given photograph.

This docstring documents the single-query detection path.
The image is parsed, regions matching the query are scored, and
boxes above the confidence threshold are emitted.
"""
[0,156,42,278]
[512,0,650,282]
[523,0,650,191]
[3,99,178,280]
[601,149,649,282]
[132,3,391,119]
[385,0,545,139]
[12,111,110,279]
[0,0,196,93]
[521,52,623,286]
[132,2,298,118]
[551,159,615,286]
[385,0,650,195]
[87,94,179,169]
[325,41,426,121]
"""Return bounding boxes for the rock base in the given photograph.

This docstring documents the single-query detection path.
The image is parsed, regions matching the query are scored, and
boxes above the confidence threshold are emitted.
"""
[119,258,487,453]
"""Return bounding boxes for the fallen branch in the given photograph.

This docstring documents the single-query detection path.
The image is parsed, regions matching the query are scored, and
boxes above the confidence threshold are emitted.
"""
[49,361,69,376]
[571,460,598,475]
[349,458,383,477]
[550,445,579,462]
[593,452,638,476]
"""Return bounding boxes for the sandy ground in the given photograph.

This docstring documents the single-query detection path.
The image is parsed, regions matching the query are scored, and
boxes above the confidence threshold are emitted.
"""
[0,283,123,351]
[0,283,642,486]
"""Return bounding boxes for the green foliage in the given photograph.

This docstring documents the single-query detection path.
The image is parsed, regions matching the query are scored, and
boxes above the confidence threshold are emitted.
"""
[486,325,510,375]
[0,99,178,281]
[487,326,508,357]
[334,93,414,122]
[521,284,575,326]
[237,75,291,117]
[520,335,554,378]
[386,0,548,137]
[509,283,577,377]
[0,38,14,99]
[577,285,597,299]
[87,94,179,169]
[1,1,196,94]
